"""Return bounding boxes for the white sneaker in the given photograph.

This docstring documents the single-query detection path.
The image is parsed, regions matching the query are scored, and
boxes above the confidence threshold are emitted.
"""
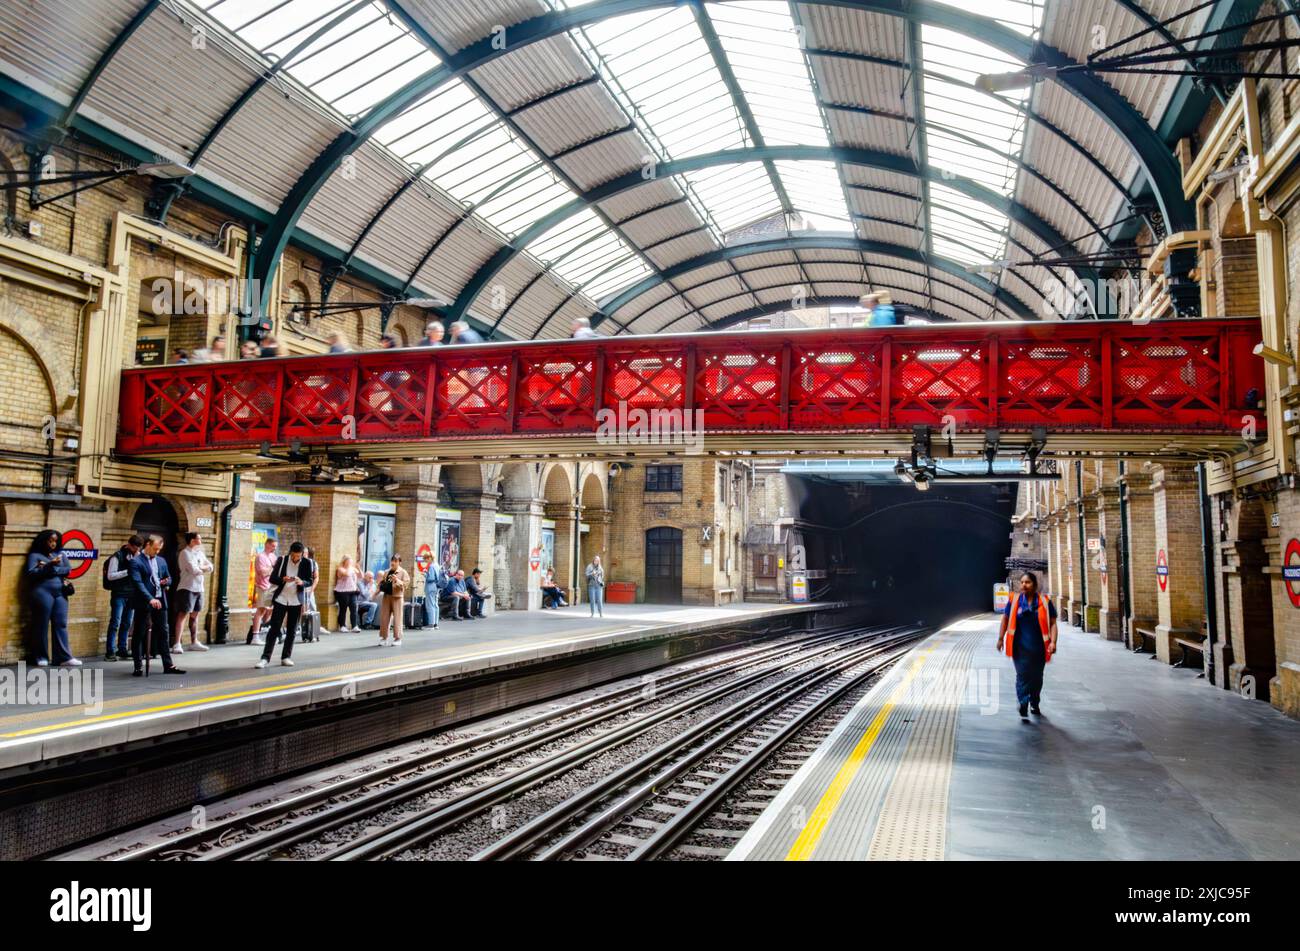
[251,635,265,646]
[35,658,49,667]
[188,641,209,652]
[173,643,183,654]
[319,628,331,635]
[59,658,83,667]
[378,638,388,647]
[281,658,295,667]
[254,658,268,669]
[352,626,362,633]
[391,640,402,648]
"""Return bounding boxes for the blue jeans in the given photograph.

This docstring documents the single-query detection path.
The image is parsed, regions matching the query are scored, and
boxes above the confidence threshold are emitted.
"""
[105,593,134,655]
[30,586,71,665]
[360,600,379,627]
[589,585,604,617]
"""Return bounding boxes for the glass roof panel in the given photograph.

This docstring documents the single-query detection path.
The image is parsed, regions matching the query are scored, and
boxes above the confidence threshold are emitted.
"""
[203,1,440,117]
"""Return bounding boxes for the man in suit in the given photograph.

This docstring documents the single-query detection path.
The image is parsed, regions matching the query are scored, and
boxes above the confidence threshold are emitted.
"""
[255,541,314,669]
[129,534,186,677]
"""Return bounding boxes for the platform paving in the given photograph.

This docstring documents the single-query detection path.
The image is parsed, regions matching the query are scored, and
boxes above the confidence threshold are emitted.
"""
[0,601,828,769]
[731,615,1300,861]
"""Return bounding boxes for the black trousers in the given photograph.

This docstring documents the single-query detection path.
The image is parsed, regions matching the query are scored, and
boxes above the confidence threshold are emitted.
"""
[262,601,303,661]
[131,599,176,672]
[470,595,486,617]
[335,590,359,628]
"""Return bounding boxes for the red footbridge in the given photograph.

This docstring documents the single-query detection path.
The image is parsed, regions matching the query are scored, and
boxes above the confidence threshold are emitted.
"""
[116,318,1264,467]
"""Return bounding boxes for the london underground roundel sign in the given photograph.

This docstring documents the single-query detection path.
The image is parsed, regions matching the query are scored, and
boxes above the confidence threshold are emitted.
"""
[1156,548,1169,592]
[60,529,99,580]
[1284,539,1300,608]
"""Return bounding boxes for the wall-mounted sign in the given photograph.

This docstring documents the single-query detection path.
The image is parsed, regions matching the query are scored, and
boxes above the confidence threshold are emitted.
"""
[790,573,808,603]
[59,529,98,580]
[135,336,166,366]
[359,498,397,515]
[1284,539,1300,608]
[415,543,434,576]
[254,488,310,508]
[234,520,253,531]
[1087,537,1101,552]
[529,547,542,572]
[1156,548,1169,592]
[436,507,461,522]
[993,582,1011,612]
[195,517,214,529]
[494,513,514,526]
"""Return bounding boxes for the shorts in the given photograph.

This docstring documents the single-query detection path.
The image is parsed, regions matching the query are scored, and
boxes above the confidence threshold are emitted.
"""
[256,586,275,609]
[175,589,203,614]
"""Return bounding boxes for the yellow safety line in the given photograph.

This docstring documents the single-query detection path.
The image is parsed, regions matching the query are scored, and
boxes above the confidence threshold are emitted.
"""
[784,644,937,861]
[0,630,610,740]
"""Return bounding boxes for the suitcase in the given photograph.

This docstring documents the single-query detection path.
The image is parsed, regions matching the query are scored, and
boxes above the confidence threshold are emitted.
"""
[300,610,322,642]
[403,599,424,630]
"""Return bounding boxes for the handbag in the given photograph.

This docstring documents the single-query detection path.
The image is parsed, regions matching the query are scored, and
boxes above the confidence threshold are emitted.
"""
[378,572,394,596]
[62,580,75,597]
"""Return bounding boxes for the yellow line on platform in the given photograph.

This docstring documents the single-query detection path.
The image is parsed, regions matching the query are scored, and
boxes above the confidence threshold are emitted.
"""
[784,644,937,861]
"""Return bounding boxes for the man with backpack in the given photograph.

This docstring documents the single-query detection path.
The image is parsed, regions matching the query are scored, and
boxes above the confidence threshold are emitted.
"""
[102,535,142,661]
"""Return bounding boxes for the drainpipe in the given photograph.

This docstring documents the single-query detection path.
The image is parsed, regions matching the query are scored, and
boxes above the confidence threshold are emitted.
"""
[1197,463,1219,686]
[1118,461,1133,649]
[1075,460,1087,618]
[214,473,241,644]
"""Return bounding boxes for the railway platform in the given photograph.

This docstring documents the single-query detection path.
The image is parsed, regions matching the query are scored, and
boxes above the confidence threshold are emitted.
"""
[730,615,1300,862]
[0,601,833,772]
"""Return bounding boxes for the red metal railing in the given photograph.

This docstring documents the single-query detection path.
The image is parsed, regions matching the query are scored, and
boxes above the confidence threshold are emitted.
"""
[116,319,1264,455]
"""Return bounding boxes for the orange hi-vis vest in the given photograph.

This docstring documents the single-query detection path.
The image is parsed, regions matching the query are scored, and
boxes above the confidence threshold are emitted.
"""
[1004,593,1053,663]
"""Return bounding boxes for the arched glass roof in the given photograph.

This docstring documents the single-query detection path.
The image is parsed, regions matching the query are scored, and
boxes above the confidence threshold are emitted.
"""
[0,0,1226,333]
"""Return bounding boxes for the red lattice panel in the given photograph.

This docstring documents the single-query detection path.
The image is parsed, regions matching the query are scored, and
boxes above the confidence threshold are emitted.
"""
[515,349,597,432]
[1112,331,1226,428]
[602,346,686,411]
[789,341,884,430]
[891,340,990,427]
[208,366,279,445]
[280,362,357,441]
[136,369,211,449]
[435,353,512,434]
[1000,339,1103,428]
[354,356,432,440]
[695,342,782,430]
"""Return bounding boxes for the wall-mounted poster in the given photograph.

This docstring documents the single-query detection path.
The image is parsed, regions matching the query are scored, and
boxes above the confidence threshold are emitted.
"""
[438,520,461,571]
[358,513,395,577]
[249,523,277,607]
[541,527,555,575]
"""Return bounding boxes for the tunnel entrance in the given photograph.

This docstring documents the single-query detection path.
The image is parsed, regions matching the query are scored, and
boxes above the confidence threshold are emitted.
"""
[788,476,1015,627]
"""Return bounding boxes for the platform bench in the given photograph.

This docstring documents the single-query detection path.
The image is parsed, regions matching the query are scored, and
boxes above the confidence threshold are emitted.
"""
[1174,633,1207,670]
[1134,627,1158,655]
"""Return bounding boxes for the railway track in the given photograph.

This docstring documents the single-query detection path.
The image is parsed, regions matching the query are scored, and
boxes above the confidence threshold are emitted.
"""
[89,622,923,862]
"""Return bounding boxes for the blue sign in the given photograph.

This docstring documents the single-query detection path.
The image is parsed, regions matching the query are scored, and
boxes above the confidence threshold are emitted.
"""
[59,548,98,561]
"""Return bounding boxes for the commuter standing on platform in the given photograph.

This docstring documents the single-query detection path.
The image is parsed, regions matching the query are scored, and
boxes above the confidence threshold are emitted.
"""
[376,554,410,647]
[585,555,605,618]
[103,534,142,662]
[423,560,445,628]
[334,554,362,632]
[255,541,313,668]
[129,534,185,677]
[995,571,1058,719]
[173,532,212,653]
[249,537,278,645]
[25,530,77,668]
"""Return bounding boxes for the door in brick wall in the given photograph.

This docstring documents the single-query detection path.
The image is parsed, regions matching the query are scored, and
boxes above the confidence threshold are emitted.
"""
[645,527,683,604]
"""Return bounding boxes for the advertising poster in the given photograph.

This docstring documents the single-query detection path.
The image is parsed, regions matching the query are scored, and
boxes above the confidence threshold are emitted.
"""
[249,523,277,607]
[438,520,461,571]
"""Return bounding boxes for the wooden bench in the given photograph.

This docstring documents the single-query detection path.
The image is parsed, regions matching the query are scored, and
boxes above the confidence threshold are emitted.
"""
[1133,626,1160,656]
[1173,633,1207,672]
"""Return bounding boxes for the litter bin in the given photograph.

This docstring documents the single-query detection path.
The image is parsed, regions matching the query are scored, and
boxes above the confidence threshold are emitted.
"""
[606,581,637,604]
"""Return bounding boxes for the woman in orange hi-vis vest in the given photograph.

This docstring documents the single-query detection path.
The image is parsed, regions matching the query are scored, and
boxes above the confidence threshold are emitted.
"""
[996,571,1059,719]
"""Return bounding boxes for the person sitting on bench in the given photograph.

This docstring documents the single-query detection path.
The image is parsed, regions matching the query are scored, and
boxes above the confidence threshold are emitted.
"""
[540,568,567,609]
[442,569,473,620]
[466,567,491,618]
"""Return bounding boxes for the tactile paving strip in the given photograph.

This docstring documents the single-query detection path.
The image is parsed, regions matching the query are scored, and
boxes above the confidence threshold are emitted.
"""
[866,631,980,860]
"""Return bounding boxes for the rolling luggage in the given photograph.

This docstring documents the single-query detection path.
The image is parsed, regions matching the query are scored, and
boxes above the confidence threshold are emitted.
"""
[300,610,322,642]
[403,598,424,630]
